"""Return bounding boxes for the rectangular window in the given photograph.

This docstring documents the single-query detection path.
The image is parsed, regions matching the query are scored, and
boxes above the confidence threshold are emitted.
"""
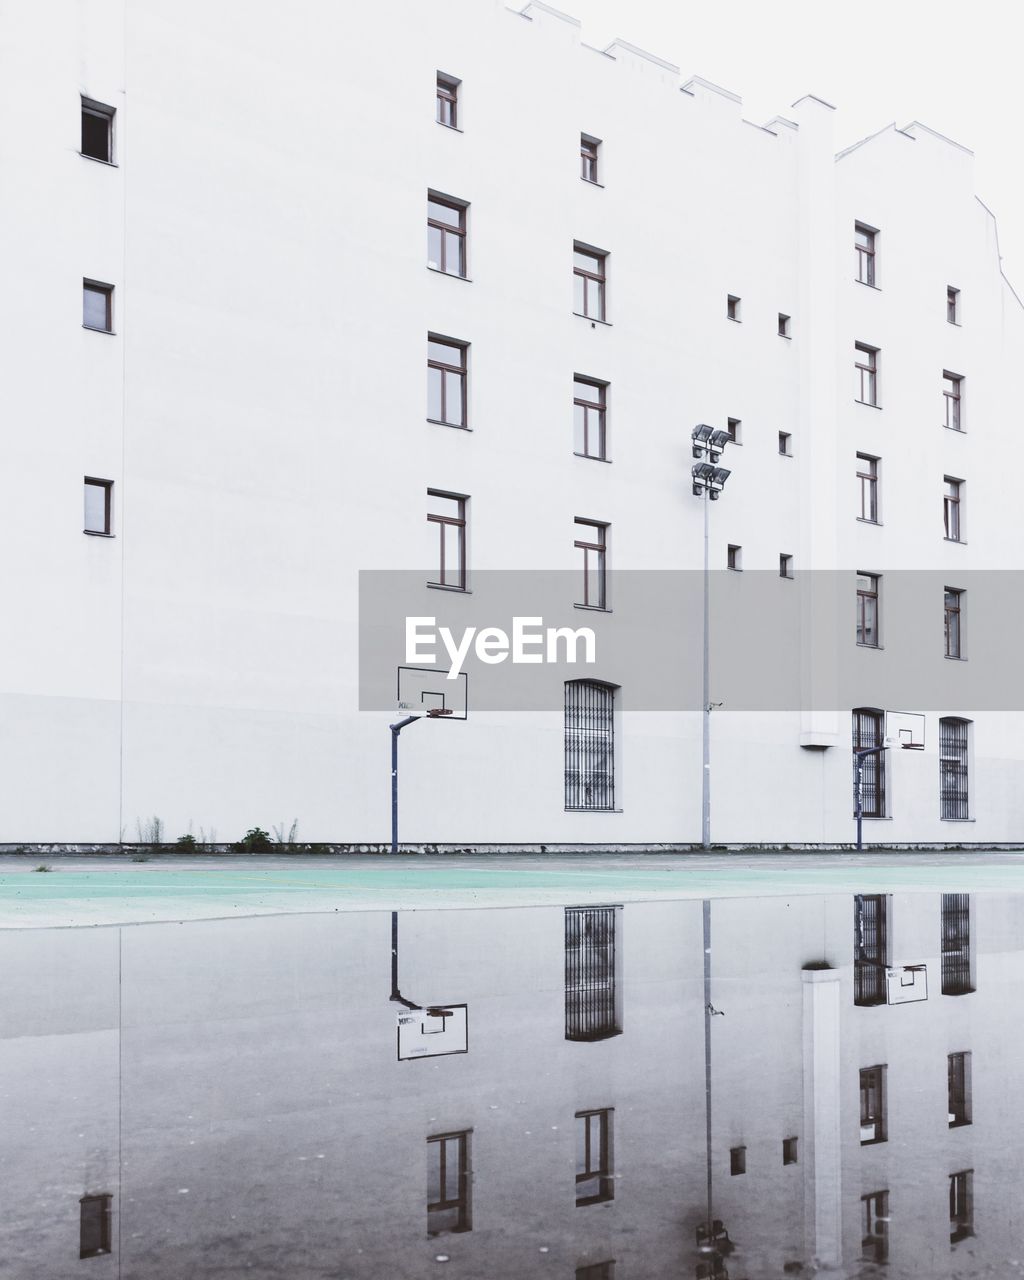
[427,336,467,427]
[427,490,467,590]
[427,1131,470,1234]
[944,588,963,659]
[940,719,970,820]
[574,378,608,460]
[574,245,607,321]
[854,891,889,1004]
[427,196,467,277]
[726,294,741,321]
[564,904,619,1035]
[574,519,607,609]
[725,417,741,444]
[856,573,879,646]
[950,1171,973,1245]
[948,1051,971,1127]
[576,1109,613,1205]
[944,477,962,540]
[941,893,972,994]
[84,477,113,535]
[857,454,879,522]
[730,1146,746,1176]
[778,431,791,456]
[944,371,963,430]
[855,223,877,285]
[576,1265,615,1280]
[80,1193,112,1259]
[855,343,878,405]
[83,280,114,332]
[782,1137,798,1165]
[564,687,616,817]
[581,135,600,183]
[778,313,791,337]
[860,1065,887,1143]
[727,544,742,571]
[779,554,793,579]
[947,286,960,324]
[861,1191,889,1264]
[436,74,459,128]
[81,98,114,163]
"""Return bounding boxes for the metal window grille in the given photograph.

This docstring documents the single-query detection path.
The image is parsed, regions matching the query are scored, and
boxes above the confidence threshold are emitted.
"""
[854,893,888,1006]
[941,893,972,994]
[948,1052,970,1127]
[565,906,618,1040]
[565,681,614,810]
[852,710,885,817]
[940,719,969,819]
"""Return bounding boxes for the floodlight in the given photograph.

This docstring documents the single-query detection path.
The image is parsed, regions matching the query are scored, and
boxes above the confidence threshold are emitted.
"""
[692,461,715,482]
[711,466,731,486]
[709,429,732,449]
[691,423,715,444]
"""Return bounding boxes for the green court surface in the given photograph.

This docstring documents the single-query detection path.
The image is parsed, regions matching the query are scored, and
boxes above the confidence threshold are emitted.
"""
[2,853,1024,928]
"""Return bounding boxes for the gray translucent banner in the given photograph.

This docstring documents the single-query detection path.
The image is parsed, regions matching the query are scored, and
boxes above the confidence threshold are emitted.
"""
[358,571,1022,712]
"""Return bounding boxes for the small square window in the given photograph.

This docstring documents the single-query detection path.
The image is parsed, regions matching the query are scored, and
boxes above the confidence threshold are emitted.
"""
[726,295,741,321]
[782,1137,798,1165]
[84,478,113,535]
[81,98,114,163]
[83,280,114,332]
[436,74,460,128]
[778,313,791,337]
[727,545,742,571]
[947,286,960,324]
[581,135,601,183]
[726,417,741,444]
[778,431,792,456]
[780,553,793,579]
[730,1146,746,1176]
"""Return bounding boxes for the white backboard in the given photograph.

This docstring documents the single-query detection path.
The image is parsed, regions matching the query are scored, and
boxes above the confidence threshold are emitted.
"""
[397,666,468,719]
[885,710,925,749]
[397,1003,469,1060]
[887,964,928,1005]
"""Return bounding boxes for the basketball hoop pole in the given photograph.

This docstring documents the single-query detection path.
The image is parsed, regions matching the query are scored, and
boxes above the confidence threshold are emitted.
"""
[853,745,887,851]
[389,716,419,854]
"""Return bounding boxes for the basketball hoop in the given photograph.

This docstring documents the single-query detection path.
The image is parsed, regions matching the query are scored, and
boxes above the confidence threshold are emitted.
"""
[426,707,454,717]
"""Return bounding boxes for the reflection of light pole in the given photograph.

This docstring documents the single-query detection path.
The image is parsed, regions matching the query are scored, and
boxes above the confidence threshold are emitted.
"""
[853,745,888,851]
[691,426,734,849]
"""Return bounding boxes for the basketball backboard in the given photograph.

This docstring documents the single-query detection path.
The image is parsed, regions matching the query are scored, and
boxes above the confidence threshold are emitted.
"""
[397,666,468,719]
[397,1003,469,1060]
[885,711,925,750]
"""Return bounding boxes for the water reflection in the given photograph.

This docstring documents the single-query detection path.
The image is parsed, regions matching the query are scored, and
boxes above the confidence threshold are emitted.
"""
[0,889,1016,1278]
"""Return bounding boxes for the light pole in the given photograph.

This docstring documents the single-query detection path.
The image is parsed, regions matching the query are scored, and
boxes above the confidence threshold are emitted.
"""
[690,426,734,850]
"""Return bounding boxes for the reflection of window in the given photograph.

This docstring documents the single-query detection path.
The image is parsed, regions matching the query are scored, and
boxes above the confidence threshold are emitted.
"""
[427,1131,471,1234]
[856,574,879,646]
[782,1137,798,1165]
[574,519,607,608]
[730,1146,746,1176]
[574,245,607,320]
[427,336,468,427]
[576,1109,613,1205]
[855,223,877,285]
[855,343,878,405]
[565,905,619,1038]
[948,1051,971,1127]
[574,378,607,460]
[949,1170,973,1245]
[854,892,889,1004]
[852,712,886,819]
[576,1265,615,1280]
[427,490,467,590]
[427,196,467,277]
[80,1193,112,1258]
[944,589,963,659]
[860,1065,887,1143]
[861,1190,889,1264]
[941,893,973,994]
[940,719,970,820]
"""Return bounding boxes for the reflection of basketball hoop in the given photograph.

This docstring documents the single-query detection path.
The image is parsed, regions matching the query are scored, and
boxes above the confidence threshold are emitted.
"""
[427,708,454,718]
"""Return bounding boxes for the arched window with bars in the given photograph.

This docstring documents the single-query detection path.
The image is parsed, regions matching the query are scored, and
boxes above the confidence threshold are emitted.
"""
[940,718,970,819]
[852,708,886,817]
[564,680,617,812]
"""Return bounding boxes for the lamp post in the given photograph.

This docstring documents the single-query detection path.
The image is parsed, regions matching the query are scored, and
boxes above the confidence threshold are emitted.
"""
[690,426,734,850]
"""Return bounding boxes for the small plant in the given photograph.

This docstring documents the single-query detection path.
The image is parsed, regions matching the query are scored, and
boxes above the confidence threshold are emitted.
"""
[176,833,199,851]
[231,827,274,853]
[136,816,164,850]
[33,864,51,873]
[272,820,299,846]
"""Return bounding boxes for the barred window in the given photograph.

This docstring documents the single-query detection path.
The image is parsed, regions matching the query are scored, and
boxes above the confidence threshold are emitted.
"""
[941,893,973,995]
[427,1131,470,1235]
[565,905,620,1041]
[565,680,615,809]
[852,709,885,817]
[854,893,889,1006]
[940,718,969,819]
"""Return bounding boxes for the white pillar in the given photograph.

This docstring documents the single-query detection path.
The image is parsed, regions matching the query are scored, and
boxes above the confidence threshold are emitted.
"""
[801,967,843,1267]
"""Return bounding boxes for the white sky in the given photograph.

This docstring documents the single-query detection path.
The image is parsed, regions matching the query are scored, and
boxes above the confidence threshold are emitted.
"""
[561,0,1024,286]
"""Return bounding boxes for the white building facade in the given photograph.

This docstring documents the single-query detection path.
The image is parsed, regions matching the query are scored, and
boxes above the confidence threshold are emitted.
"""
[3,0,1023,848]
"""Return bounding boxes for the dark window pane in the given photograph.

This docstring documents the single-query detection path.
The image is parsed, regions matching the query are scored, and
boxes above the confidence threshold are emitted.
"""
[81,107,111,161]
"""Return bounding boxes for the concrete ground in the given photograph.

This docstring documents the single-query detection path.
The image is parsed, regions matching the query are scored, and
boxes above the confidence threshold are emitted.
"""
[3,851,1024,928]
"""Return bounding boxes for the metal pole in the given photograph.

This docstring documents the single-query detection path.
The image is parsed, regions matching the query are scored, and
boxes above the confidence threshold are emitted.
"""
[389,717,418,854]
[702,484,711,849]
[702,898,714,1238]
[856,756,864,851]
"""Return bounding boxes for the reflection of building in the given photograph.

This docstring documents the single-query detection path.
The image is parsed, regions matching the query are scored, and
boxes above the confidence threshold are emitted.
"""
[1,888,1019,1277]
[4,0,1024,850]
